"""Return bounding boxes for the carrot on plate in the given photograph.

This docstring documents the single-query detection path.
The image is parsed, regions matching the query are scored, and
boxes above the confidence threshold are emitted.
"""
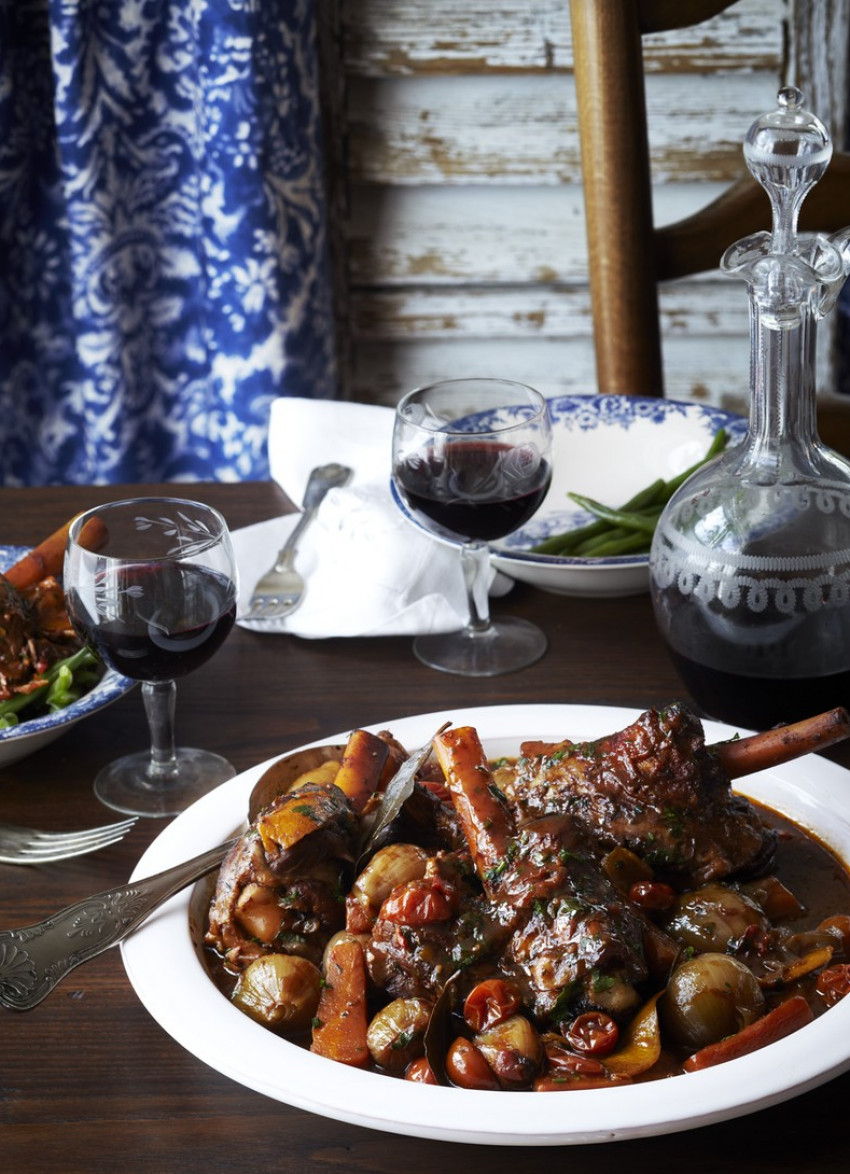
[682,995,814,1072]
[332,728,390,815]
[3,515,108,590]
[310,937,371,1068]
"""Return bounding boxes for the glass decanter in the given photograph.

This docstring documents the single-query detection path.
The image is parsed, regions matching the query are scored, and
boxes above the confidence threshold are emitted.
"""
[650,87,850,729]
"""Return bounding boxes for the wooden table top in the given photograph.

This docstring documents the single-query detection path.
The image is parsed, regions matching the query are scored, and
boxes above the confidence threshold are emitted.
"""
[3,481,849,1173]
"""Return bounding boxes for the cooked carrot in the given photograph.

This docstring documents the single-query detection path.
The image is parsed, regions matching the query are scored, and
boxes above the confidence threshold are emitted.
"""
[332,728,390,814]
[75,515,110,555]
[257,784,355,861]
[433,726,514,888]
[682,995,813,1072]
[3,514,108,590]
[712,708,850,779]
[310,938,370,1067]
[741,875,805,921]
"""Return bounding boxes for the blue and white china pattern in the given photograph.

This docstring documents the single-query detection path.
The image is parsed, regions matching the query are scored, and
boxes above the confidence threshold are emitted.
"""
[500,395,747,554]
[463,393,740,447]
[0,661,132,748]
[545,394,741,436]
[0,1,336,486]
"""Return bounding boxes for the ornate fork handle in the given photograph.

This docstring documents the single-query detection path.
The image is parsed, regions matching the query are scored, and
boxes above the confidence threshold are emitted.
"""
[0,838,236,1011]
[275,462,353,570]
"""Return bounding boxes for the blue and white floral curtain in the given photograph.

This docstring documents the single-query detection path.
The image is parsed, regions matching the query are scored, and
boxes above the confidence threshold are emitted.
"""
[0,0,336,486]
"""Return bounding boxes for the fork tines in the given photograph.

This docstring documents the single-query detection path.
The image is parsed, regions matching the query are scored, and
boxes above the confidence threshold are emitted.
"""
[0,817,138,864]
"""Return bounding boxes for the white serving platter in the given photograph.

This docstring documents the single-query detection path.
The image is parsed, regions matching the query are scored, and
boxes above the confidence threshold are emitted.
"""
[122,703,850,1146]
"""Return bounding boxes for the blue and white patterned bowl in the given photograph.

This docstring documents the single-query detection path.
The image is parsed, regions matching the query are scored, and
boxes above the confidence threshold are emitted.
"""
[488,395,747,598]
[0,546,135,767]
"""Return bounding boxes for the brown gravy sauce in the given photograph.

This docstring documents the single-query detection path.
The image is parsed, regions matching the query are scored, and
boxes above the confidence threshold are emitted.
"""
[197,799,850,1081]
[755,801,850,923]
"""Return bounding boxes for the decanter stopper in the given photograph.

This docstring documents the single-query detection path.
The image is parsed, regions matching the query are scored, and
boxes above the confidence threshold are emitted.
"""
[743,85,832,255]
[724,87,848,328]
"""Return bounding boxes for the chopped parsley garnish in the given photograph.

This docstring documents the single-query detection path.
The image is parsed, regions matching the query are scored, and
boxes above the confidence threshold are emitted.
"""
[591,970,617,993]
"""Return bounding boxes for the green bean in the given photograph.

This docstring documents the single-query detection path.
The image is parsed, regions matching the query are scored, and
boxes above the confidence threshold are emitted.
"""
[623,478,667,512]
[583,531,653,557]
[530,428,730,557]
[0,647,101,730]
[567,494,660,535]
[573,521,658,555]
[658,428,729,503]
[531,521,607,556]
[573,526,634,556]
[531,479,666,555]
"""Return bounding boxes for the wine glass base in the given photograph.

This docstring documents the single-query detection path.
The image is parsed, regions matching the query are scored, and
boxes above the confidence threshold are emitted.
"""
[412,617,547,677]
[94,748,237,818]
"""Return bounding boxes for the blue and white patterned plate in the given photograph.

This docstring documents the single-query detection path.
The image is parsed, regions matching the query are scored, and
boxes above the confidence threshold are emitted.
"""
[487,395,747,597]
[0,546,135,767]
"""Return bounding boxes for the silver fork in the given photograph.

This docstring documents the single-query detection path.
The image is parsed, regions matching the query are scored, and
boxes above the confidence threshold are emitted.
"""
[241,461,353,622]
[0,817,138,865]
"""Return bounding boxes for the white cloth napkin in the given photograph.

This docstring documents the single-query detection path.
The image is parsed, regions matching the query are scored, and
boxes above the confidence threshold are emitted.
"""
[233,397,508,638]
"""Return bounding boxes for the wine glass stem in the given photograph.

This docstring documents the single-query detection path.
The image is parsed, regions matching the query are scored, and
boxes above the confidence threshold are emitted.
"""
[142,680,180,781]
[462,543,493,634]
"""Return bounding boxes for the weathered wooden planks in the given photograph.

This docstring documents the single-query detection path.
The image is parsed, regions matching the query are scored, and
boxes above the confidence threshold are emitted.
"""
[347,182,740,287]
[350,331,752,408]
[341,0,784,76]
[346,72,775,185]
[317,1,849,409]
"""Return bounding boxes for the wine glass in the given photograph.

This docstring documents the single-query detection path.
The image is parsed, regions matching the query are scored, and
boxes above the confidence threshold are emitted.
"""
[392,378,552,676]
[64,498,239,817]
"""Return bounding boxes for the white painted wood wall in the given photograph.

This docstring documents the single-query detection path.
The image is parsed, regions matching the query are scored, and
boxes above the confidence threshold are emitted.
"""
[317,0,850,413]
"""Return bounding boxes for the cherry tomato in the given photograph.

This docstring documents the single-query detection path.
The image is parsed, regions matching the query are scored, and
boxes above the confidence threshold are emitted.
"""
[628,880,676,912]
[563,1010,620,1057]
[445,1037,500,1090]
[533,1035,619,1091]
[404,1056,439,1084]
[730,923,771,956]
[463,978,522,1033]
[380,878,458,926]
[816,963,850,1007]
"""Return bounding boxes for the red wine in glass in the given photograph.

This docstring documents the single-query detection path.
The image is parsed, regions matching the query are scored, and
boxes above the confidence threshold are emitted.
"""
[394,440,551,544]
[64,497,238,818]
[392,378,553,677]
[69,564,236,681]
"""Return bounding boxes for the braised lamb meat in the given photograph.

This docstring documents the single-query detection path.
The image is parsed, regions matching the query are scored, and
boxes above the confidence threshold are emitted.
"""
[495,815,649,1021]
[0,579,38,696]
[205,703,850,1084]
[508,703,775,886]
[0,574,81,700]
[365,850,511,1000]
[210,705,777,1022]
[205,825,347,971]
[408,707,790,1021]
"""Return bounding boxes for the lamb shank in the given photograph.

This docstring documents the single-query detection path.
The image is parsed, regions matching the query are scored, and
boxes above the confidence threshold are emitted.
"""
[507,702,776,887]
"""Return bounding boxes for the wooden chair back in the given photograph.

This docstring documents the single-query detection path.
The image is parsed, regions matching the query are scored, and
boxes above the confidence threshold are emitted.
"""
[569,0,850,444]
